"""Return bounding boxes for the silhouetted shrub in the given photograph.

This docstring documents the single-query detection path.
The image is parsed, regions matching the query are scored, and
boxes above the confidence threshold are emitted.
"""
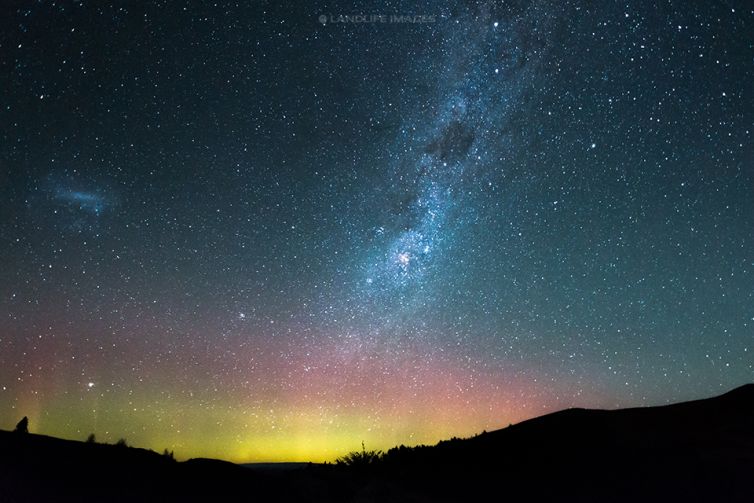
[115,438,128,447]
[86,433,96,443]
[163,448,175,460]
[336,441,382,467]
[14,416,29,434]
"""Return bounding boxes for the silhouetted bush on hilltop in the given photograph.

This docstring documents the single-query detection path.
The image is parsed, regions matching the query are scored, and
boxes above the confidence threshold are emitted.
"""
[336,441,382,468]
[14,416,29,434]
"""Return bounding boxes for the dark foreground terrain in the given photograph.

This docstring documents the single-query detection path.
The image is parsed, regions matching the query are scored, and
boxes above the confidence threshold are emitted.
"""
[2,384,753,502]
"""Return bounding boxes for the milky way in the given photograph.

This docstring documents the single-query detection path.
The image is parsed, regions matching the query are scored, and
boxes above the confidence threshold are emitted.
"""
[0,1,752,462]
[356,4,550,314]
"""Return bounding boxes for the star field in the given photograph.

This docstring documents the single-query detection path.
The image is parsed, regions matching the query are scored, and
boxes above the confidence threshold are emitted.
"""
[0,1,752,462]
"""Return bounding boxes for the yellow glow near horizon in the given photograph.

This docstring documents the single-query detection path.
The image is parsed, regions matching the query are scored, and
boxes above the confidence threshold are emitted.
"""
[2,337,576,463]
[5,385,550,463]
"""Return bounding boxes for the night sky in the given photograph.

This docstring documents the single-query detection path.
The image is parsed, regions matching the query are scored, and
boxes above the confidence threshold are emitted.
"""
[1,1,752,462]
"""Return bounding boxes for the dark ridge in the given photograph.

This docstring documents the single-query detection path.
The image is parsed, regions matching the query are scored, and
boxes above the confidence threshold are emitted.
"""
[378,384,754,502]
[1,384,753,502]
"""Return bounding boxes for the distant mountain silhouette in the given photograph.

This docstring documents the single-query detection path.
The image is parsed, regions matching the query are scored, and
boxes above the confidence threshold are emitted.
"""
[2,385,753,502]
[376,384,754,502]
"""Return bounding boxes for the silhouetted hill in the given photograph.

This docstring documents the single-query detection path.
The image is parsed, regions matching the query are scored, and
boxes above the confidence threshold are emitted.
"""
[2,385,753,502]
[0,430,274,503]
[476,382,754,456]
[377,384,754,501]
